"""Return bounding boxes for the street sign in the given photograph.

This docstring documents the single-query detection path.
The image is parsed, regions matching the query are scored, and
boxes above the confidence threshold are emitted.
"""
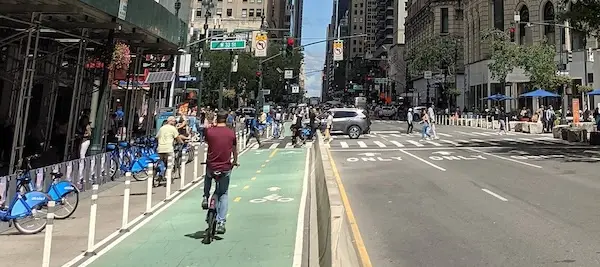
[142,62,167,69]
[210,40,247,50]
[424,71,432,79]
[261,89,271,95]
[254,33,267,57]
[179,76,197,82]
[373,78,388,84]
[284,69,293,79]
[291,85,300,93]
[195,61,210,68]
[333,40,343,61]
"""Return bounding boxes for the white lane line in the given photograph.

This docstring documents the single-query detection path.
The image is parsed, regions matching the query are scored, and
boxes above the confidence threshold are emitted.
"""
[340,141,349,148]
[292,145,311,266]
[456,139,470,144]
[465,148,543,168]
[482,189,508,202]
[251,143,260,149]
[513,138,534,144]
[440,140,460,146]
[285,142,294,148]
[437,133,453,137]
[357,141,368,148]
[390,141,405,147]
[399,149,446,171]
[425,140,442,146]
[473,132,493,136]
[406,140,424,147]
[373,141,387,147]
[269,143,279,149]
[470,139,499,146]
[456,131,478,136]
[364,134,375,138]
[372,131,400,134]
[390,134,403,138]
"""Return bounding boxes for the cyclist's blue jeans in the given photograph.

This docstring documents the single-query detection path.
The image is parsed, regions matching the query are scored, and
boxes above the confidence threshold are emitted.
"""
[204,169,231,223]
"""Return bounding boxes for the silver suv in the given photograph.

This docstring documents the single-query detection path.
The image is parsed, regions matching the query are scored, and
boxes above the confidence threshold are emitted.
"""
[329,108,371,139]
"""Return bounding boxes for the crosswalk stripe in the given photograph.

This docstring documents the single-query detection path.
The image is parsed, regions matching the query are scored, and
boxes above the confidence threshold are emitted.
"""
[340,141,349,148]
[374,141,387,147]
[437,133,452,137]
[456,131,478,136]
[357,141,367,148]
[474,132,493,136]
[440,140,460,146]
[285,142,293,148]
[425,141,442,146]
[406,140,424,147]
[390,134,403,137]
[456,139,470,143]
[514,138,534,144]
[390,141,405,147]
[269,143,279,149]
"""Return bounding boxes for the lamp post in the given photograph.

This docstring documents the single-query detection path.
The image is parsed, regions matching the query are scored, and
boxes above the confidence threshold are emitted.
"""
[197,0,214,107]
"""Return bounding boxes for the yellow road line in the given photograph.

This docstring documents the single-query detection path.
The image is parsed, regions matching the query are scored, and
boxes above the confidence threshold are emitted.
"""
[269,148,279,158]
[251,177,257,181]
[326,148,373,267]
[233,197,241,202]
[243,185,250,190]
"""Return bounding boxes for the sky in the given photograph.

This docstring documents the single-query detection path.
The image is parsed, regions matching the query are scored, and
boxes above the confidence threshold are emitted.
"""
[301,0,333,98]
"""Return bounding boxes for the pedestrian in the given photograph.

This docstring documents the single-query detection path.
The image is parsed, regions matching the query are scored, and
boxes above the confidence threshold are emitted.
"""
[325,111,333,143]
[427,105,439,139]
[420,110,432,141]
[498,108,507,135]
[406,108,414,134]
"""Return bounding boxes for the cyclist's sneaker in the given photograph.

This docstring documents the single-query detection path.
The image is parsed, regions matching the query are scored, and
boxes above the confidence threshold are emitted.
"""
[216,222,226,234]
[202,197,208,209]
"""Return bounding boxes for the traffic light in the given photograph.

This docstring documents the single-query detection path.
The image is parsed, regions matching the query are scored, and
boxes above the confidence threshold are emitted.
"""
[509,27,516,42]
[256,71,262,82]
[567,51,573,63]
[285,37,294,57]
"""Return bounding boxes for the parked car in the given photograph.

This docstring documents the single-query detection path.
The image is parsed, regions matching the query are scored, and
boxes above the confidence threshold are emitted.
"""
[328,108,371,139]
[412,106,427,121]
[381,106,397,119]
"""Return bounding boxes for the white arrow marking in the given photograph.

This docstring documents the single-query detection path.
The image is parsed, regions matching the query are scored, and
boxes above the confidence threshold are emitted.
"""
[282,151,300,154]
[267,187,281,192]
[358,152,380,157]
[432,151,453,155]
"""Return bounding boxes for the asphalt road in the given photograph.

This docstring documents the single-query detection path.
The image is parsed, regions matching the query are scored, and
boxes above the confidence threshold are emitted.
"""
[329,119,600,266]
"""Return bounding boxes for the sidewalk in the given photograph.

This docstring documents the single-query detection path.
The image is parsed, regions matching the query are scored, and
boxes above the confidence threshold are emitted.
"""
[82,146,308,267]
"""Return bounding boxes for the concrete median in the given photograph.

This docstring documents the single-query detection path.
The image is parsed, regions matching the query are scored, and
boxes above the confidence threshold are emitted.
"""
[307,136,361,266]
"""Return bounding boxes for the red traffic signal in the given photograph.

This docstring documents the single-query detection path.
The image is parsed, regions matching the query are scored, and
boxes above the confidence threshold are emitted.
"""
[287,37,294,47]
[509,27,515,33]
[256,71,262,77]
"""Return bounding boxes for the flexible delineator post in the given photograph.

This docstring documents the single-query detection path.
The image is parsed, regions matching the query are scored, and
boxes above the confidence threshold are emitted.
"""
[85,184,99,256]
[145,163,153,215]
[42,201,55,267]
[120,172,131,232]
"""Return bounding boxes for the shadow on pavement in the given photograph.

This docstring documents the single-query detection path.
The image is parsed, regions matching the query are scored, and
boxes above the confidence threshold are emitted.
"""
[184,231,223,241]
[483,146,600,164]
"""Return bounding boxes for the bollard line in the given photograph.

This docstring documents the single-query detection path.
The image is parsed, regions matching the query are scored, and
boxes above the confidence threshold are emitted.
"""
[165,155,173,202]
[179,154,187,192]
[84,184,99,256]
[41,201,56,267]
[120,172,131,232]
[144,163,154,215]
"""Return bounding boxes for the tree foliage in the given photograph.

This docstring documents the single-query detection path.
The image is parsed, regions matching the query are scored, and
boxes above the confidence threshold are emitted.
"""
[407,35,462,77]
[199,43,302,106]
[481,30,521,84]
[558,0,600,38]
[519,41,558,90]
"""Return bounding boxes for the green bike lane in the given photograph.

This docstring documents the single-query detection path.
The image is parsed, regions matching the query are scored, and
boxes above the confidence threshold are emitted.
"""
[84,146,308,267]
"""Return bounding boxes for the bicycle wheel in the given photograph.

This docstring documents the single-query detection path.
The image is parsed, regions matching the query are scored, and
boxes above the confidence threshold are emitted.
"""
[132,170,150,181]
[13,193,51,234]
[53,187,79,219]
[108,158,118,180]
[203,210,217,244]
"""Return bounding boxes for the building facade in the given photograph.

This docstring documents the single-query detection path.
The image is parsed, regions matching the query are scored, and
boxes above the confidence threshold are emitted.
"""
[462,0,597,111]
[405,0,465,107]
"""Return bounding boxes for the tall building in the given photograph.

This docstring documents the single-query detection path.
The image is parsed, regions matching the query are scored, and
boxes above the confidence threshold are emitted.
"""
[292,0,305,43]
[323,0,350,100]
[405,0,465,106]
[387,0,408,101]
[373,0,395,58]
[348,0,367,59]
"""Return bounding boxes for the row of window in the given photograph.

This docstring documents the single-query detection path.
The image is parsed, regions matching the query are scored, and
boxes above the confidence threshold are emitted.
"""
[196,8,263,18]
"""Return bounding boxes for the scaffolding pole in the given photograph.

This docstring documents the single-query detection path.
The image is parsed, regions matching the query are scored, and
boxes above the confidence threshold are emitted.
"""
[42,50,63,151]
[7,41,23,123]
[126,49,143,140]
[8,13,42,174]
[63,29,88,160]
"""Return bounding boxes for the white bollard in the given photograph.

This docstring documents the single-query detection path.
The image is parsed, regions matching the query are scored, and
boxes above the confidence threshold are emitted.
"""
[165,155,173,201]
[179,154,187,191]
[85,184,99,256]
[193,144,200,182]
[41,201,55,267]
[120,172,131,232]
[203,150,208,177]
[145,163,153,215]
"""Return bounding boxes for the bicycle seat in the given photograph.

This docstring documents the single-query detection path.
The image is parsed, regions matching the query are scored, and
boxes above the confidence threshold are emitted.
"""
[106,143,117,151]
[50,170,63,179]
[118,141,129,148]
[211,171,223,178]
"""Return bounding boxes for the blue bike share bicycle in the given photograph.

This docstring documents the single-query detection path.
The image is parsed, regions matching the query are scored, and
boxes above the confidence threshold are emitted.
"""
[106,138,167,185]
[15,155,79,219]
[0,155,51,234]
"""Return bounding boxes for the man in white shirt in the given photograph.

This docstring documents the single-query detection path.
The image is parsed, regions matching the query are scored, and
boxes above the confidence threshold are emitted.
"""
[427,105,439,139]
[156,116,183,169]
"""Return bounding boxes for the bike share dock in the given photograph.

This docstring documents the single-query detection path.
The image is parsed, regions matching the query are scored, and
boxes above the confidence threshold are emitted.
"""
[82,147,309,267]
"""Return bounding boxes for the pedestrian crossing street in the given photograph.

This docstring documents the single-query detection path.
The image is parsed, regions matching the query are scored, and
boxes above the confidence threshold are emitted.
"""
[248,135,572,149]
[367,130,521,139]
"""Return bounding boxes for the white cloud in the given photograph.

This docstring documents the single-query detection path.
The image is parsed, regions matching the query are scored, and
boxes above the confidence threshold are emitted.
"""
[303,52,323,97]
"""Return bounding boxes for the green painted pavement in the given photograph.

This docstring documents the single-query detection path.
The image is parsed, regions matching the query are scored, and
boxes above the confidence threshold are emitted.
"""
[87,147,307,267]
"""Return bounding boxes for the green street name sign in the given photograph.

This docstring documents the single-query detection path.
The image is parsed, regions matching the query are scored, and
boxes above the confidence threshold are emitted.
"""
[210,40,247,50]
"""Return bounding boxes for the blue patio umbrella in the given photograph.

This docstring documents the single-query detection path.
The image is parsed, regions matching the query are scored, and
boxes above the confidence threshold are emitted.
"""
[519,88,560,98]
[587,89,600,96]
[481,93,513,101]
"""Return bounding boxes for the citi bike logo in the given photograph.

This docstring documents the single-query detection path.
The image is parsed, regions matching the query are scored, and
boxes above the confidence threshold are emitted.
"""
[31,196,46,201]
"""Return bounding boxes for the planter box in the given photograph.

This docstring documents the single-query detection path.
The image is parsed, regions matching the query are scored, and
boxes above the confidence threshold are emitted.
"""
[567,129,588,143]
[529,123,543,134]
[522,123,531,133]
[561,128,569,140]
[512,122,523,132]
[553,125,569,139]
[590,132,600,145]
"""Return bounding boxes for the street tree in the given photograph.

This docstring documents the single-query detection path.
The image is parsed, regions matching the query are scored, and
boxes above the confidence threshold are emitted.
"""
[558,0,600,38]
[518,41,558,90]
[481,29,522,92]
[407,35,462,107]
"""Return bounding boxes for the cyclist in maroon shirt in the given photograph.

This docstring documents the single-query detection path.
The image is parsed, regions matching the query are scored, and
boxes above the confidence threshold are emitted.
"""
[202,111,238,234]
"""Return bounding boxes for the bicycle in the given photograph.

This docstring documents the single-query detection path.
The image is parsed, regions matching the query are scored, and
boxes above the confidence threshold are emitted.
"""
[201,162,238,244]
[0,171,51,234]
[15,155,79,219]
